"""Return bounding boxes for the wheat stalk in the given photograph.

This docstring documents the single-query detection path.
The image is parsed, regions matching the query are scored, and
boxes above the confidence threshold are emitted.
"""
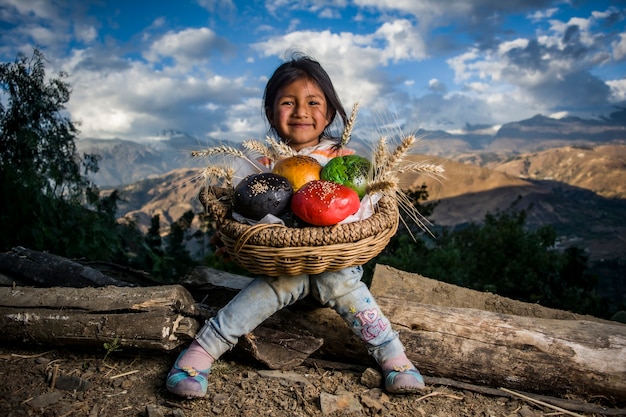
[192,146,263,173]
[365,179,398,195]
[372,135,388,178]
[242,139,273,159]
[191,145,245,159]
[201,166,235,188]
[397,161,446,181]
[386,135,415,172]
[339,101,359,148]
[372,134,415,182]
[265,136,296,159]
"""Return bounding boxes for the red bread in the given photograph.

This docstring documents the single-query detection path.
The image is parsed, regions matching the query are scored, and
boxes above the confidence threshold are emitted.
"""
[291,180,360,226]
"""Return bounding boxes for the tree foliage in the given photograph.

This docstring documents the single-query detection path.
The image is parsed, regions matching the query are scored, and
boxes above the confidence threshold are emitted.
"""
[371,206,610,318]
[0,49,219,283]
[0,48,119,258]
[0,50,163,273]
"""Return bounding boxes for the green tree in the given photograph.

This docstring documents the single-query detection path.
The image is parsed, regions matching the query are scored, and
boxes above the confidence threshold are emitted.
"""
[363,183,437,283]
[161,210,196,281]
[374,206,609,317]
[0,48,129,261]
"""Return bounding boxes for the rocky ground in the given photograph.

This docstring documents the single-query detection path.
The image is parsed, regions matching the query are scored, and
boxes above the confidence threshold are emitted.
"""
[0,342,622,417]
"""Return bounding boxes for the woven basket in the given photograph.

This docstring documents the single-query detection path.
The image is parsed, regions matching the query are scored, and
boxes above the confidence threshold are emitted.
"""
[199,187,399,276]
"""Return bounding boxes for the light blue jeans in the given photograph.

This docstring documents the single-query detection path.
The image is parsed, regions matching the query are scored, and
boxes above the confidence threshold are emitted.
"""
[195,265,405,365]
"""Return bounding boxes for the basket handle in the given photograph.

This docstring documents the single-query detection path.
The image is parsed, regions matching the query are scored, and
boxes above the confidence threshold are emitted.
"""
[234,222,286,253]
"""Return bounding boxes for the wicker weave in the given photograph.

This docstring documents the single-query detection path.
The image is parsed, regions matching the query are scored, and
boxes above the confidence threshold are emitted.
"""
[199,187,399,276]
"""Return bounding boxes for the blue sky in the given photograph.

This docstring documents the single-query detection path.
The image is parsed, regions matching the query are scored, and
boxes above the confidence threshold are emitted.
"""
[1,0,625,143]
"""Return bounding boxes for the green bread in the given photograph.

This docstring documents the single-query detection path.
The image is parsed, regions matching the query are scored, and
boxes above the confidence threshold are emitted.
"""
[320,155,371,198]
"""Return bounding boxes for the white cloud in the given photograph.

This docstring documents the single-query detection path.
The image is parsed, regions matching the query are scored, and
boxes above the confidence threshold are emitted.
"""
[1,0,60,20]
[264,0,348,16]
[428,78,446,93]
[74,24,97,44]
[63,47,257,140]
[607,78,626,102]
[144,28,226,68]
[527,8,558,21]
[375,19,428,62]
[612,33,626,61]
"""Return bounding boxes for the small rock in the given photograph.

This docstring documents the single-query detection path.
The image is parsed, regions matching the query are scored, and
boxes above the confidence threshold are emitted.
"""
[35,357,51,365]
[213,393,230,403]
[360,388,389,412]
[257,369,310,385]
[145,404,165,417]
[518,406,539,417]
[360,367,382,388]
[120,378,134,390]
[27,391,63,408]
[54,375,91,391]
[319,391,363,415]
[171,409,186,417]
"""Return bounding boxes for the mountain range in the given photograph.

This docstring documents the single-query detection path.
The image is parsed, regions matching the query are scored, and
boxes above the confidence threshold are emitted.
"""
[76,110,626,188]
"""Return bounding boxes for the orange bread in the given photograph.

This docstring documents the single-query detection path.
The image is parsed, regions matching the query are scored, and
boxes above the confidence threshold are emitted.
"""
[272,155,322,191]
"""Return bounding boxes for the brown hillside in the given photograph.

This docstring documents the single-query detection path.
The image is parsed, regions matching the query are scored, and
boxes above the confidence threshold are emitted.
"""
[115,168,206,235]
[398,154,539,225]
[397,154,626,261]
[492,144,626,199]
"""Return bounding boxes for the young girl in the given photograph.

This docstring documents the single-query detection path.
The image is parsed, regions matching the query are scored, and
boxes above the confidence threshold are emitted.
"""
[166,53,426,398]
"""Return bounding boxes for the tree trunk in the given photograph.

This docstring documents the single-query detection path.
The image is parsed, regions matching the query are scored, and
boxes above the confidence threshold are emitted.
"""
[0,246,133,287]
[376,297,626,401]
[0,285,198,350]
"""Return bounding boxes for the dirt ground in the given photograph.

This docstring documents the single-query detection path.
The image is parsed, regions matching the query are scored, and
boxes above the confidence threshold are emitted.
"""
[0,265,624,417]
[2,342,618,417]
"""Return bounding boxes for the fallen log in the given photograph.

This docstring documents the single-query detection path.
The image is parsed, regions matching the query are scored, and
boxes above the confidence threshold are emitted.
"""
[185,265,626,402]
[377,297,626,401]
[0,246,133,287]
[368,265,626,402]
[0,280,325,370]
[0,285,199,350]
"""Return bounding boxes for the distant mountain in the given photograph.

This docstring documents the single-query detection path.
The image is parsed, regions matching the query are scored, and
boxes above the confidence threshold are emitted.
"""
[487,109,626,152]
[76,131,239,187]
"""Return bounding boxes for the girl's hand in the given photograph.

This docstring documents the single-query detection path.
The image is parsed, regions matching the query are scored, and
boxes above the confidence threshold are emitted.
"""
[209,230,231,261]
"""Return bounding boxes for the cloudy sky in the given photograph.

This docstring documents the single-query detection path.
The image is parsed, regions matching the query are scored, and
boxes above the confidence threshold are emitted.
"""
[1,0,625,143]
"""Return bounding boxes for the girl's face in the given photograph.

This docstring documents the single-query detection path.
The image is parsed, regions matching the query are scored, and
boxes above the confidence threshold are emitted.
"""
[269,77,330,151]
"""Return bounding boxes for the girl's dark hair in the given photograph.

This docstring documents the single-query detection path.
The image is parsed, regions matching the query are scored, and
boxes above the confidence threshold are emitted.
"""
[263,52,347,142]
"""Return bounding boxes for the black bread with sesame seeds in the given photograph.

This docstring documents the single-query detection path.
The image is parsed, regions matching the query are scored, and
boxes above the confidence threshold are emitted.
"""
[232,172,294,220]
